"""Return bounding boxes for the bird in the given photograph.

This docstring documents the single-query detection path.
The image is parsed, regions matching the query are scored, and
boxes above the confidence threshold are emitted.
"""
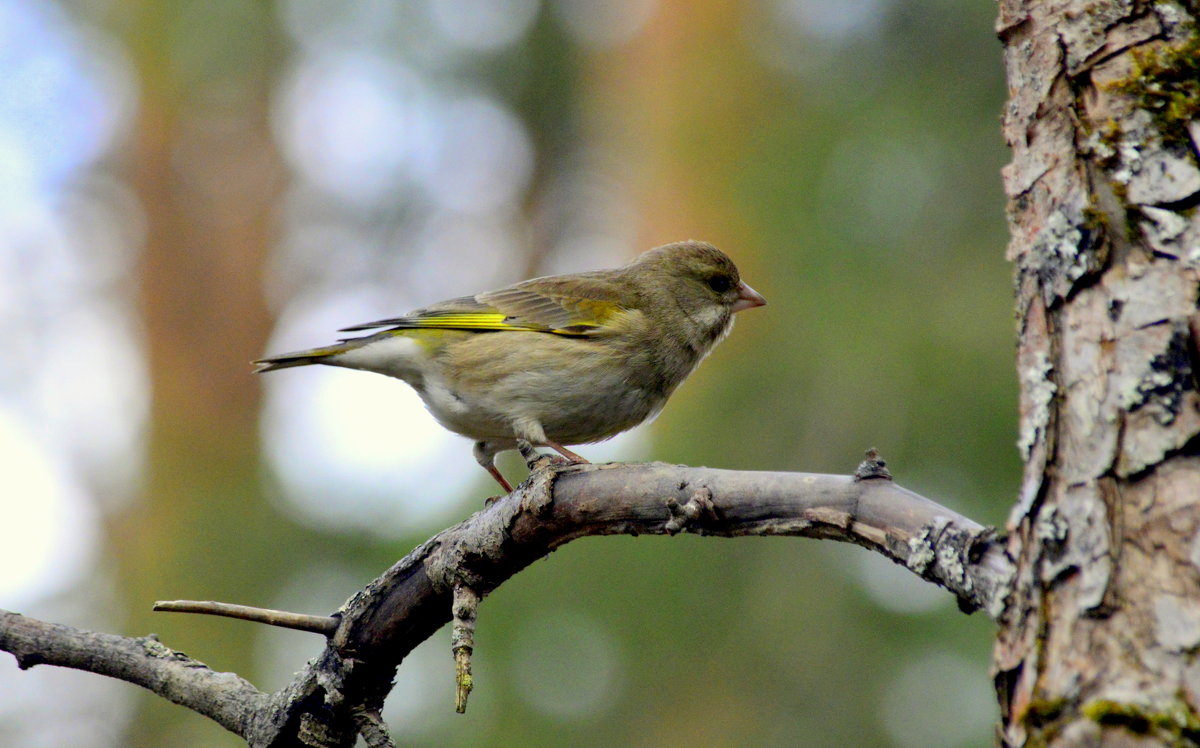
[254,240,766,492]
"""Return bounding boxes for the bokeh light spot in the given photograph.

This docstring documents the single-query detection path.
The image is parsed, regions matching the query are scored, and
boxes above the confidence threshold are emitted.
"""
[412,94,534,215]
[879,649,996,748]
[427,0,540,51]
[0,0,135,195]
[274,51,434,205]
[551,0,658,48]
[771,0,887,42]
[0,408,99,606]
[854,550,948,615]
[511,610,624,720]
[818,131,944,246]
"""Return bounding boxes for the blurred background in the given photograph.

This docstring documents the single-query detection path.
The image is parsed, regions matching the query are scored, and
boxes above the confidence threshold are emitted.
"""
[0,0,1015,745]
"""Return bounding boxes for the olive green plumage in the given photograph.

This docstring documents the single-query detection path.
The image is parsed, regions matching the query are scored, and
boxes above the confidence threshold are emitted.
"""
[255,240,765,491]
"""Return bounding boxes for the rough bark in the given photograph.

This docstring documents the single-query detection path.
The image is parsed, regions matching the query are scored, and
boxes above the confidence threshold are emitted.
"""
[995,1,1200,744]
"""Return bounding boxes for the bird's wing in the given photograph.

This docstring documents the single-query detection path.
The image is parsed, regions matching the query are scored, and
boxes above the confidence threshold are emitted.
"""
[338,273,630,337]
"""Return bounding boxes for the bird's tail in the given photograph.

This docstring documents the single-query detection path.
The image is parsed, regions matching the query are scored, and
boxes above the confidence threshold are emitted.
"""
[253,344,351,373]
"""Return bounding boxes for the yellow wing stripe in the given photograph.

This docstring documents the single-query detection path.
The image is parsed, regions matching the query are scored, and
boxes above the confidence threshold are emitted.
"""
[410,313,514,329]
[394,313,596,335]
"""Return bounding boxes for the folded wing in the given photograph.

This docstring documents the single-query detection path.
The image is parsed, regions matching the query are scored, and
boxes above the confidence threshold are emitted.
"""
[339,273,629,338]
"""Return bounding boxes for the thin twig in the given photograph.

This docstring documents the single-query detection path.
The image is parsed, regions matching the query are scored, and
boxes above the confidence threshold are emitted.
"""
[153,600,339,635]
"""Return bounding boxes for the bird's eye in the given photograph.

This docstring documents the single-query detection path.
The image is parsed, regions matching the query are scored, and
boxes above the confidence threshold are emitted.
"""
[707,275,733,293]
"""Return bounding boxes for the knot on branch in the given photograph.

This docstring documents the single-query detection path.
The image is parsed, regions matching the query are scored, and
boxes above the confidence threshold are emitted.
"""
[664,487,720,535]
[854,448,893,481]
[14,650,45,671]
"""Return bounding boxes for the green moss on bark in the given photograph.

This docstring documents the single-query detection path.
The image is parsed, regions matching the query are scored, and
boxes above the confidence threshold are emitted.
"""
[1109,34,1200,147]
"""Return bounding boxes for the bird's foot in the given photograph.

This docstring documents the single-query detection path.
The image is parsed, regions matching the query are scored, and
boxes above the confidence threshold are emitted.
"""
[516,439,572,472]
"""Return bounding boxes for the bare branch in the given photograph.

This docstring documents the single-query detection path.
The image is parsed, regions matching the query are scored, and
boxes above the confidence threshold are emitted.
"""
[0,609,266,736]
[253,459,1014,745]
[1,458,1015,747]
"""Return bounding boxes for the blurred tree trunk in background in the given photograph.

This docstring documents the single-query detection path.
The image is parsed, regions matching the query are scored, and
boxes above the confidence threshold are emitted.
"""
[598,0,774,468]
[111,3,296,744]
[598,0,763,250]
[995,2,1200,745]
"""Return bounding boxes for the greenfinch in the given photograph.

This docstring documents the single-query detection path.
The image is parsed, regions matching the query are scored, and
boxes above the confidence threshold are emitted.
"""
[255,240,765,492]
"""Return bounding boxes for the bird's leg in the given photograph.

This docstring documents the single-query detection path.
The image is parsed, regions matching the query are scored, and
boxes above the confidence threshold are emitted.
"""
[513,419,585,466]
[516,439,541,467]
[473,441,513,494]
[543,440,589,464]
[484,464,513,494]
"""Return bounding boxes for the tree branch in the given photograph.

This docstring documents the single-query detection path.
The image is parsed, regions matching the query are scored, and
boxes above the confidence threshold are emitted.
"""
[0,609,267,736]
[1,458,1015,747]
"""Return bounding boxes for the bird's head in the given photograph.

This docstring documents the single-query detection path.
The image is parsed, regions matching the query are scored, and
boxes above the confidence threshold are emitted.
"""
[631,240,766,321]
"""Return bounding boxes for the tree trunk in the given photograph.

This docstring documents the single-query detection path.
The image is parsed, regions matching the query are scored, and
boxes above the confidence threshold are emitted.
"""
[111,3,296,743]
[996,2,1200,745]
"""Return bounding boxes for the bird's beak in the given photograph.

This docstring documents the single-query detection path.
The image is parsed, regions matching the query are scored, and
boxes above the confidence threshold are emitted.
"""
[732,281,767,313]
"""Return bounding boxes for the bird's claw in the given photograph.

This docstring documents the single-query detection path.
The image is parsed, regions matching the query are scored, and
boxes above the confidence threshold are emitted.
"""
[516,440,575,472]
[541,453,574,468]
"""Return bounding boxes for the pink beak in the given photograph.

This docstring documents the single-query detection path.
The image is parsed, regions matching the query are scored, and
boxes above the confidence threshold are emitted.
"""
[732,281,767,313]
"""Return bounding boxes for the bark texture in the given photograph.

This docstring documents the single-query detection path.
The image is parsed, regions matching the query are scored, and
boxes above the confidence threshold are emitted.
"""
[996,1,1200,744]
